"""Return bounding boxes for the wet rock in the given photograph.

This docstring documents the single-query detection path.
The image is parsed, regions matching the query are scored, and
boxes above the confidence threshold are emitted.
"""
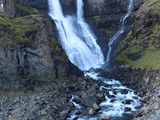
[133,109,144,117]
[40,109,47,116]
[73,96,81,103]
[81,93,88,99]
[81,96,98,107]
[121,89,128,94]
[124,99,134,104]
[88,108,95,115]
[124,107,132,112]
[107,94,116,98]
[67,94,72,100]
[132,96,138,99]
[101,116,110,120]
[59,110,68,119]
[11,107,25,117]
[135,104,143,109]
[96,93,104,100]
[81,81,87,87]
[140,96,149,102]
[85,76,92,81]
[92,83,99,90]
[76,110,82,115]
[110,98,118,103]
[68,102,75,108]
[92,103,100,111]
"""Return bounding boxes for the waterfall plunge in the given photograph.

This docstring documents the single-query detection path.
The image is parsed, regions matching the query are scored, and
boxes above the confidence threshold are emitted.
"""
[48,0,104,71]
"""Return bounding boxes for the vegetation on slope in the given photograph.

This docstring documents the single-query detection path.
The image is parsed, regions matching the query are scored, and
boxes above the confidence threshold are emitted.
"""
[114,0,160,70]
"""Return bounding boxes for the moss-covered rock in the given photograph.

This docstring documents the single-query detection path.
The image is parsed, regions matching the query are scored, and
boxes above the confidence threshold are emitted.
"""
[114,0,160,70]
[15,2,39,16]
[0,13,81,89]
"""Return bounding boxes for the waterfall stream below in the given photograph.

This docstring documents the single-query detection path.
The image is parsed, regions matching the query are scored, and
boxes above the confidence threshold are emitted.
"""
[48,0,142,119]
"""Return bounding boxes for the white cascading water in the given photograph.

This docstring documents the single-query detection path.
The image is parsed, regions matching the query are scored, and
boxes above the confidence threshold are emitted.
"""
[49,0,141,119]
[0,1,4,12]
[106,0,134,63]
[48,0,104,71]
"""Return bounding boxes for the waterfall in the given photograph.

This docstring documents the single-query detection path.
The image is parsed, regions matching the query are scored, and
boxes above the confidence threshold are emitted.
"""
[0,1,4,12]
[49,0,141,119]
[106,0,134,63]
[48,0,104,71]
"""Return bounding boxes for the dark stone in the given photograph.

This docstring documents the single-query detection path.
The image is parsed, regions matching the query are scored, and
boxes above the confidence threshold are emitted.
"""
[73,96,81,103]
[76,110,82,115]
[80,96,98,107]
[84,0,143,17]
[110,99,118,103]
[123,99,134,104]
[121,89,128,94]
[124,107,132,112]
[15,0,48,10]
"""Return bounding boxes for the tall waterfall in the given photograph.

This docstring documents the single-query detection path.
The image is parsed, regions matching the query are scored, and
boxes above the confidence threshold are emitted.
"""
[48,0,104,71]
[106,0,134,63]
[49,0,141,119]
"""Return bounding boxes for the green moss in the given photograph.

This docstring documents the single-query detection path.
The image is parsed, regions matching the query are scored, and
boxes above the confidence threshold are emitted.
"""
[153,23,160,36]
[15,3,39,15]
[126,50,160,70]
[0,74,5,78]
[94,16,101,23]
[31,75,64,83]
[49,38,61,53]
[0,40,8,46]
[100,28,115,36]
[115,26,160,70]
[137,0,160,15]
[0,15,45,45]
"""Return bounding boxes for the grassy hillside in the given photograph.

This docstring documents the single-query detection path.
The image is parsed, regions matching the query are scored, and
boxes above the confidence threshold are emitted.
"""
[114,0,160,70]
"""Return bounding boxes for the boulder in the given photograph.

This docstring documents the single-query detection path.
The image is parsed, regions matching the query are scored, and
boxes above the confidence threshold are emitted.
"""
[92,103,100,111]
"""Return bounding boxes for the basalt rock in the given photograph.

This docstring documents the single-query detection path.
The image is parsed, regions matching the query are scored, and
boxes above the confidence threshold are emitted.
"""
[84,0,144,17]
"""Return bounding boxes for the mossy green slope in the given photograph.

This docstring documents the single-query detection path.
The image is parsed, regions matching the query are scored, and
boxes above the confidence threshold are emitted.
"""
[115,0,160,70]
[0,14,46,45]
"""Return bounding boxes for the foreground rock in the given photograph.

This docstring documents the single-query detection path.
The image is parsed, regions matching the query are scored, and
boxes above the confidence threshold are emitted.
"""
[0,77,88,120]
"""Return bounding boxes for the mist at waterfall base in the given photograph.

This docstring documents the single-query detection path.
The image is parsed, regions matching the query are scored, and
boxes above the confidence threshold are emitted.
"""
[48,0,141,119]
[48,0,104,71]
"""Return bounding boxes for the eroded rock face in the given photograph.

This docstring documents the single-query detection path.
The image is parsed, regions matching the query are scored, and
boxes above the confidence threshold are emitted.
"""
[84,0,144,17]
[15,0,48,10]
[3,0,16,17]
[0,14,74,89]
[0,0,83,89]
[114,0,160,70]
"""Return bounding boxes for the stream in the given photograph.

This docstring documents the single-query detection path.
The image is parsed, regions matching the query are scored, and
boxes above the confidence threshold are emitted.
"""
[48,0,142,119]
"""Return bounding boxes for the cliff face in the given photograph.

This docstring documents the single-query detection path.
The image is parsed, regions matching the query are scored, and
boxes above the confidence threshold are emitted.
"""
[115,0,160,70]
[84,0,143,16]
[84,0,143,56]
[0,0,81,89]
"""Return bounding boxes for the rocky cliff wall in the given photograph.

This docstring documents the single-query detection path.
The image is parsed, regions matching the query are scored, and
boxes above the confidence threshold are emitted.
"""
[0,0,82,89]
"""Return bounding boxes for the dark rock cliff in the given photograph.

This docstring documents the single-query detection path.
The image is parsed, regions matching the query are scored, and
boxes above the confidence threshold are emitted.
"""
[0,0,82,89]
[84,0,143,17]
